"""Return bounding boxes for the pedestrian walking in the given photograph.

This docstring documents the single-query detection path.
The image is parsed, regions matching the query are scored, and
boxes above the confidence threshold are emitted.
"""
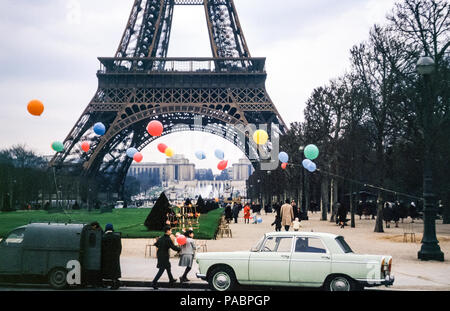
[179,230,196,283]
[271,214,282,231]
[152,226,181,289]
[101,223,122,290]
[225,204,232,223]
[244,204,251,224]
[337,202,348,228]
[232,202,240,223]
[280,199,294,231]
[292,218,301,231]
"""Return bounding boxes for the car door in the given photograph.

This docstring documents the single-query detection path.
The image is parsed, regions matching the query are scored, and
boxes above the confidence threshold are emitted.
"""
[249,236,293,283]
[289,236,331,286]
[0,228,25,274]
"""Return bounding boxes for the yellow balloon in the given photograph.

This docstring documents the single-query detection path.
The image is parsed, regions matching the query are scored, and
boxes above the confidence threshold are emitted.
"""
[253,129,269,145]
[165,147,174,157]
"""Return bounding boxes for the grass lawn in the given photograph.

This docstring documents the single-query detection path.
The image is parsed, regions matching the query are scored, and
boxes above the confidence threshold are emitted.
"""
[0,208,223,239]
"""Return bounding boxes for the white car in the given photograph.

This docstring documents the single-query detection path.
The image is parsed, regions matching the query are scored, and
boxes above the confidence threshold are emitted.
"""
[196,232,394,291]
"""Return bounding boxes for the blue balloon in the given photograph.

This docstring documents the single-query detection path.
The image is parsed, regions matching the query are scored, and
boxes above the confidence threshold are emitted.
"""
[278,152,289,163]
[214,149,224,160]
[126,147,138,158]
[302,159,313,169]
[93,122,106,136]
[307,161,317,172]
[257,217,263,223]
[195,151,206,160]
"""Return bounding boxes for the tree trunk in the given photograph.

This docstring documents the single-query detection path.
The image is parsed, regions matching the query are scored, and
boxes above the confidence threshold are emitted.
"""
[305,172,310,213]
[330,177,338,223]
[374,191,384,233]
[350,185,355,228]
[321,176,329,221]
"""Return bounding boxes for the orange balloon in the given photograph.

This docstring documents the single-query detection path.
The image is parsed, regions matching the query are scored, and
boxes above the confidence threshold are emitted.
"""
[281,162,288,170]
[27,99,44,116]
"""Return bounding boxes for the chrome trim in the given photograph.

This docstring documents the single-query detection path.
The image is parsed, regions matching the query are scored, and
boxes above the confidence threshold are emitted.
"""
[356,275,395,287]
[196,273,207,280]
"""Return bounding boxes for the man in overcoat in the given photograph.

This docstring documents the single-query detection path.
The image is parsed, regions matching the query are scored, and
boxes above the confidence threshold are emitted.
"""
[101,223,122,290]
[152,226,181,289]
[280,199,294,231]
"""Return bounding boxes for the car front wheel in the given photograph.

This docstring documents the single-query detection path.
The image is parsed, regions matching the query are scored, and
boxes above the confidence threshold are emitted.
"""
[208,266,237,291]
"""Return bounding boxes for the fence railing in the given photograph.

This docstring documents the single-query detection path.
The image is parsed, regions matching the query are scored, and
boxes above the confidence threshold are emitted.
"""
[98,57,266,74]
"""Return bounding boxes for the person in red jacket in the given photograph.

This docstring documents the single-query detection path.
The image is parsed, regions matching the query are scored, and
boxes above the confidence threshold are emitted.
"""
[244,204,251,224]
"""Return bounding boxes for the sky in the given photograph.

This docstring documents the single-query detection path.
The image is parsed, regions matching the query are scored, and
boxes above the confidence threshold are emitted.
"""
[0,0,397,173]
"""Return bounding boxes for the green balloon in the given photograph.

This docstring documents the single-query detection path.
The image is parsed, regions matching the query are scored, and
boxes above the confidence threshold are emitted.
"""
[51,141,64,152]
[304,144,319,160]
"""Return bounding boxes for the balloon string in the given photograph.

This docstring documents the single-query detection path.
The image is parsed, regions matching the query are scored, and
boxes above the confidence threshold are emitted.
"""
[284,163,423,201]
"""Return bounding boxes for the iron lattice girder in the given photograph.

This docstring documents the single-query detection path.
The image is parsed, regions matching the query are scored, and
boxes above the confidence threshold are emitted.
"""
[115,0,249,64]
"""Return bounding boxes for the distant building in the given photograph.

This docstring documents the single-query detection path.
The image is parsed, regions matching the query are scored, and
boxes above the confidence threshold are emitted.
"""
[232,158,253,181]
[128,154,195,182]
[128,157,252,199]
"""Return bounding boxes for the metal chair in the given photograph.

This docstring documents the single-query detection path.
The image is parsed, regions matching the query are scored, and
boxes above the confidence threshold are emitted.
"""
[145,239,156,257]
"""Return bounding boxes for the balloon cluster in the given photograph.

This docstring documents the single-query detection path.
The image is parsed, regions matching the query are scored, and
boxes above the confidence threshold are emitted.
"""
[276,144,320,172]
[193,149,228,171]
[157,143,174,157]
[302,144,319,172]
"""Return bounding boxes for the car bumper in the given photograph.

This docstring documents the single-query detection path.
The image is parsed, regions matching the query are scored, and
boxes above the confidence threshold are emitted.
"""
[196,273,207,280]
[357,275,395,287]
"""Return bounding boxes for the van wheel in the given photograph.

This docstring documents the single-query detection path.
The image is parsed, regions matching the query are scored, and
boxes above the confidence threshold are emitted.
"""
[48,268,68,290]
[324,275,355,291]
[208,266,237,291]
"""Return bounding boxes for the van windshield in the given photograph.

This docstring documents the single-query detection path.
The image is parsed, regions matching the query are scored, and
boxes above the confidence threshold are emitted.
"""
[4,228,25,245]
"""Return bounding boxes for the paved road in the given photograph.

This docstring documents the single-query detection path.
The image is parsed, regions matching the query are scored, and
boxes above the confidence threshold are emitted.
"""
[0,281,394,291]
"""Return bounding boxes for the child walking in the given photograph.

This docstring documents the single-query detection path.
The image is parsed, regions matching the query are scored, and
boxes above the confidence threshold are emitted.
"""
[178,230,196,283]
[271,214,282,232]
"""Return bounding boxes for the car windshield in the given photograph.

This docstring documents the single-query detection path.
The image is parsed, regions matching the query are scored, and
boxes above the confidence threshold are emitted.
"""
[335,236,353,253]
[251,236,265,252]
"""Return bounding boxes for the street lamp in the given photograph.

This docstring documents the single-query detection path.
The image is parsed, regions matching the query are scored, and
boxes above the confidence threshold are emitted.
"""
[416,56,444,261]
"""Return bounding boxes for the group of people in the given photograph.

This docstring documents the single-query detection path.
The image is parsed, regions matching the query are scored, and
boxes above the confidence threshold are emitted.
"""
[151,226,197,289]
[271,199,303,232]
[87,222,197,290]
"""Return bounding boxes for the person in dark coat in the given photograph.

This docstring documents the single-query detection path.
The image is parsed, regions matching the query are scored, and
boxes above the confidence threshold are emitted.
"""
[271,214,282,231]
[232,203,240,223]
[224,204,232,223]
[336,202,348,228]
[152,226,181,289]
[383,202,394,228]
[101,223,122,290]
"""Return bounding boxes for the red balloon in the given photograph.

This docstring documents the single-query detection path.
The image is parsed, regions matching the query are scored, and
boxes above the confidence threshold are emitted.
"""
[217,160,228,171]
[133,152,143,163]
[147,120,164,137]
[157,143,168,153]
[177,235,187,246]
[81,141,90,152]
[281,162,287,170]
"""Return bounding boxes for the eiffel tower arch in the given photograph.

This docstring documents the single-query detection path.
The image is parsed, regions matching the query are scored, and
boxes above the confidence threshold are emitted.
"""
[50,0,286,197]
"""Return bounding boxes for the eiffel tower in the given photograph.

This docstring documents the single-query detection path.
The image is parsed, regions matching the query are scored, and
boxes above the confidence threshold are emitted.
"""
[50,0,286,197]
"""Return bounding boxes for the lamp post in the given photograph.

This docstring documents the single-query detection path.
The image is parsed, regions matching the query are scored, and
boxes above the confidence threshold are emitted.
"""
[416,56,444,261]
